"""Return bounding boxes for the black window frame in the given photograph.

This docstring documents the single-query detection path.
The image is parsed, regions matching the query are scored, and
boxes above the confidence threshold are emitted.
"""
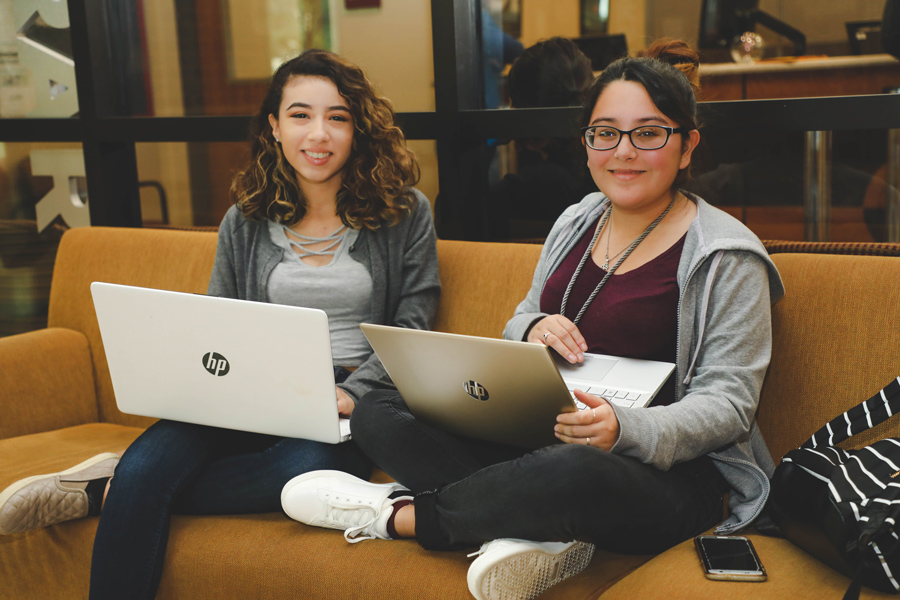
[3,0,900,240]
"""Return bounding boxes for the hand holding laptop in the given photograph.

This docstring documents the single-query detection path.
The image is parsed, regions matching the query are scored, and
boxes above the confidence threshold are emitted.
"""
[336,387,355,417]
[359,323,673,449]
[527,314,588,364]
[554,389,619,450]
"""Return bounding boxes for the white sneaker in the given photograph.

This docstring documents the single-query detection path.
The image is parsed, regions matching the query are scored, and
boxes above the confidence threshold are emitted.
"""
[281,470,412,543]
[466,538,596,600]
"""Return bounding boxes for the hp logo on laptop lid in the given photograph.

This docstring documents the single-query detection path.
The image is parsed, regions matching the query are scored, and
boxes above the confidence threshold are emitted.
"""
[464,380,489,401]
[202,352,230,376]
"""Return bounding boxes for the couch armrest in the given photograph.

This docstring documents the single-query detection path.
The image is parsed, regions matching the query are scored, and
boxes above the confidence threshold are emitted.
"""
[0,328,99,439]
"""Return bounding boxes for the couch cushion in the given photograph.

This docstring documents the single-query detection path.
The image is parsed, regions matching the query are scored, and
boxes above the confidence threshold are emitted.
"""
[758,253,900,461]
[2,509,649,600]
[0,423,143,495]
[46,227,219,427]
[0,328,98,439]
[598,531,895,599]
[0,423,145,599]
[0,424,649,600]
[156,516,649,600]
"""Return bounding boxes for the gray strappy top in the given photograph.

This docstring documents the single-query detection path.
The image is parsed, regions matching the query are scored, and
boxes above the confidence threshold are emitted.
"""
[266,221,373,367]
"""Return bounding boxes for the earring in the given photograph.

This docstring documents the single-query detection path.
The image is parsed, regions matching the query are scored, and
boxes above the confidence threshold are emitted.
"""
[274,137,281,143]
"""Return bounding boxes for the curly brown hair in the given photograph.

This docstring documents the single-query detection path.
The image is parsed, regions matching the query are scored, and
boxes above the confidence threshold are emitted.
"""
[231,49,420,229]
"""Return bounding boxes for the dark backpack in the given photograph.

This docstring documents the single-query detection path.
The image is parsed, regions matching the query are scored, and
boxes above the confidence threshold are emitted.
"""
[769,376,900,600]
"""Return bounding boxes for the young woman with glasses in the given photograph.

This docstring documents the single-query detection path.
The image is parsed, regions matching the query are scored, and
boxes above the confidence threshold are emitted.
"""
[280,39,784,600]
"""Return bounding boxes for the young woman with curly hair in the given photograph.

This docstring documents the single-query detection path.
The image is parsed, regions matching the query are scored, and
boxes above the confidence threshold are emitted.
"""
[0,49,441,599]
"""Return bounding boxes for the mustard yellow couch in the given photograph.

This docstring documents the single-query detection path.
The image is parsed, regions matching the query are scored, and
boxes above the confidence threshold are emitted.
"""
[2,226,900,599]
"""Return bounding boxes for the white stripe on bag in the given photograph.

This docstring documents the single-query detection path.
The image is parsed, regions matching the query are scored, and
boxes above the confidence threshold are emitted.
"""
[872,542,900,591]
[848,454,889,490]
[837,464,867,501]
[864,446,900,472]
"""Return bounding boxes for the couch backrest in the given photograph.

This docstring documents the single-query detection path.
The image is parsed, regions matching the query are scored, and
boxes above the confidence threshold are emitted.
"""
[433,240,542,338]
[757,253,900,461]
[48,227,219,427]
[50,225,900,457]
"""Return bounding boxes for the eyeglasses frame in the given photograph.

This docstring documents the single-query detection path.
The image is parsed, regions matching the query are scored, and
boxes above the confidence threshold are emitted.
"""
[581,125,692,151]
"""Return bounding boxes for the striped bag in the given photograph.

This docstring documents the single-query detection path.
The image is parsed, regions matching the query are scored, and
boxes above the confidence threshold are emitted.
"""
[769,377,900,600]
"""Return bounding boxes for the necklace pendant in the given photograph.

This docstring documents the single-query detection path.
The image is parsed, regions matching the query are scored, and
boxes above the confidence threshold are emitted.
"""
[602,260,609,271]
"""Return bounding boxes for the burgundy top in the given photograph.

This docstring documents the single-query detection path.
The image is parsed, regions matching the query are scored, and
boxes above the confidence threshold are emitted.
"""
[540,218,686,406]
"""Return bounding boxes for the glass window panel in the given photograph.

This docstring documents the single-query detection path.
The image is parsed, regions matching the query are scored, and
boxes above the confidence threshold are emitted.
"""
[479,128,895,244]
[223,0,332,81]
[135,139,439,229]
[0,142,78,337]
[407,139,438,209]
[139,0,435,117]
[0,0,78,118]
[832,128,896,243]
[763,0,885,57]
[652,0,885,62]
[135,142,197,228]
[484,137,598,241]
[136,141,247,228]
[687,128,893,242]
[689,130,809,240]
[483,1,899,100]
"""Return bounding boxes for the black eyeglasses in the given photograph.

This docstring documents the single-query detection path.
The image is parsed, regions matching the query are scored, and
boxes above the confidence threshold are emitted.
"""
[581,125,690,151]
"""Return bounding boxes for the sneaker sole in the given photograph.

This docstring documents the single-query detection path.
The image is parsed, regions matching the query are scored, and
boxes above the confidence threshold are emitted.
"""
[473,541,596,600]
[0,452,120,511]
[280,469,407,521]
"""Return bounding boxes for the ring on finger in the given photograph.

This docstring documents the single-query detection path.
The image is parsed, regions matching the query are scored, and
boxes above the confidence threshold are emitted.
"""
[586,437,591,446]
[542,332,551,341]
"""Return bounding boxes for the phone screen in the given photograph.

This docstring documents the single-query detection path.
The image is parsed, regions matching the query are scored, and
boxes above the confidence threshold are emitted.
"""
[696,536,762,573]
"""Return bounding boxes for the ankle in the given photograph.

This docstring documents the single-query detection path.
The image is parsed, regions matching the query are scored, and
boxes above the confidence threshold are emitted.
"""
[84,477,111,516]
[391,502,416,538]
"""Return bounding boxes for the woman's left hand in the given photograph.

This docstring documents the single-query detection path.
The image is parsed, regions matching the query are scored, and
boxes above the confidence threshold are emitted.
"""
[554,389,619,451]
[336,387,355,417]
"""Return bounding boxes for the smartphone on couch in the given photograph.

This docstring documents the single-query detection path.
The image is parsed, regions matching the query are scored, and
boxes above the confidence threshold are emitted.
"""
[694,535,767,582]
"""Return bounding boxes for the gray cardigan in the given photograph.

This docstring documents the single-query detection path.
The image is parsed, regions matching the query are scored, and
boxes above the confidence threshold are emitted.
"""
[207,190,441,403]
[504,192,785,534]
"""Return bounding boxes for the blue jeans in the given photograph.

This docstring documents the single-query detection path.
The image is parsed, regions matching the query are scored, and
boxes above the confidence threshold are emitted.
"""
[90,371,370,599]
[350,390,727,553]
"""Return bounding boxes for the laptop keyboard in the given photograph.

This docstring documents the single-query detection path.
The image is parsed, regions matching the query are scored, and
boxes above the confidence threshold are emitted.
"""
[568,384,644,409]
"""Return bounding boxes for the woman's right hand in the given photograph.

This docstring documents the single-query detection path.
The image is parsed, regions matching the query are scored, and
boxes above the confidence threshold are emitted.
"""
[527,315,587,363]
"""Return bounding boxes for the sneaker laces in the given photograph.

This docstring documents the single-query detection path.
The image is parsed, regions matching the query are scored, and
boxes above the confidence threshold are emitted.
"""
[343,495,413,543]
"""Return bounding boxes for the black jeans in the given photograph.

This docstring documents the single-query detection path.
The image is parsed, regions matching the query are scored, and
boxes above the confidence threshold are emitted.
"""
[351,390,728,553]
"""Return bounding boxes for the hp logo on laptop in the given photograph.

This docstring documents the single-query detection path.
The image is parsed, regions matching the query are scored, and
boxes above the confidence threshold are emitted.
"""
[464,380,489,401]
[202,352,230,376]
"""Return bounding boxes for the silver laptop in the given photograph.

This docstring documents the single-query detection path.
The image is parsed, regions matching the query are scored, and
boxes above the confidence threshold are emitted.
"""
[360,323,674,449]
[90,282,350,443]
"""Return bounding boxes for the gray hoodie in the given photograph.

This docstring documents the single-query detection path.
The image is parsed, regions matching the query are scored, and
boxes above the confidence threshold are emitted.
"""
[504,192,785,534]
